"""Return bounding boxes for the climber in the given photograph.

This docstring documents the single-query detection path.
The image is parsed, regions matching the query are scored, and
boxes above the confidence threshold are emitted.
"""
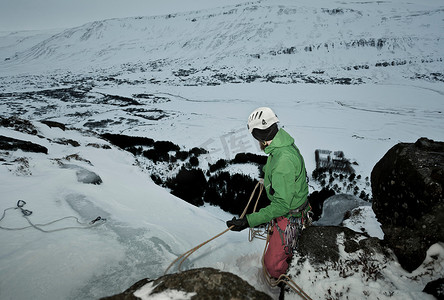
[226,107,311,279]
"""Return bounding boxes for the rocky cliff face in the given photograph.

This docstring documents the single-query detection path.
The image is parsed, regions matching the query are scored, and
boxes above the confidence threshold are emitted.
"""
[371,137,444,272]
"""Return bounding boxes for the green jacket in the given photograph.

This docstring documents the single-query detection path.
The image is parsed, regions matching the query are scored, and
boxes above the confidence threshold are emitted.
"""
[246,129,308,227]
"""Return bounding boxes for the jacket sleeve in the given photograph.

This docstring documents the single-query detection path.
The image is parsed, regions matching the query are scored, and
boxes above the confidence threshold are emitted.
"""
[246,156,298,227]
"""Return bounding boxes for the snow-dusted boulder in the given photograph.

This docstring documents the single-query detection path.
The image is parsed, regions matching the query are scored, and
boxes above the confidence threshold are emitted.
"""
[296,226,391,265]
[314,193,371,226]
[101,268,272,300]
[287,226,444,299]
[371,137,444,272]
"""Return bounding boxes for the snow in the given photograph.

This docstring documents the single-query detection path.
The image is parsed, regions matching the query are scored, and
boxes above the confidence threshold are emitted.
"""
[342,206,384,239]
[0,0,443,299]
[134,282,196,300]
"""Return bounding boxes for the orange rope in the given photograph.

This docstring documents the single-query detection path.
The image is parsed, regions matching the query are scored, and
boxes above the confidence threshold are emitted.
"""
[164,182,263,275]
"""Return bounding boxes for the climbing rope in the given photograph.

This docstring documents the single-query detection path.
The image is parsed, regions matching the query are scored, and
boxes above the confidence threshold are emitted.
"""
[0,200,106,233]
[164,181,263,275]
[164,181,312,299]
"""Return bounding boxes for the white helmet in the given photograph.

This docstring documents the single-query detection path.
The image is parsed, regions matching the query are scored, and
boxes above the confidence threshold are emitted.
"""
[247,107,279,133]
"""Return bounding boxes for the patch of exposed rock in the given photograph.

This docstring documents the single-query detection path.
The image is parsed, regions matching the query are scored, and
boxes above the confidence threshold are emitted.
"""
[0,135,48,154]
[0,116,38,135]
[297,226,392,265]
[101,267,272,300]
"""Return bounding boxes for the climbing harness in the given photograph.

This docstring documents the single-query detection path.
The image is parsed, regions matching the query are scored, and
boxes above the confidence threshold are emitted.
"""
[0,200,106,233]
[164,181,313,299]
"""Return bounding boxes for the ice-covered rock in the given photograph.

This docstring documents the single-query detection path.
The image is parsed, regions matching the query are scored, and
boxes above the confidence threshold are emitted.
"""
[314,193,371,226]
[60,163,103,185]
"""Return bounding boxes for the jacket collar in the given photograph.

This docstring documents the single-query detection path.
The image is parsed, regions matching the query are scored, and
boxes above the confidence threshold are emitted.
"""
[264,129,294,154]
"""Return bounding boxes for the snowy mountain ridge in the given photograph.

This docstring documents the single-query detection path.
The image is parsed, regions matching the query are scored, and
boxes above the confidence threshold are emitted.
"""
[1,0,443,84]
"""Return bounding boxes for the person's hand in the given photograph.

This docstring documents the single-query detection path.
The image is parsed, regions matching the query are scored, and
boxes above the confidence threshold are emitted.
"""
[226,217,249,231]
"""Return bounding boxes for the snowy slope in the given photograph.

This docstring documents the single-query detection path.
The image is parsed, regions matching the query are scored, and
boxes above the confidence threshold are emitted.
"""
[1,121,443,300]
[0,122,265,299]
[0,30,61,59]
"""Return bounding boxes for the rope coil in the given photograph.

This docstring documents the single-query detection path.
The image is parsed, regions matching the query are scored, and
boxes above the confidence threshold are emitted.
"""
[0,200,106,233]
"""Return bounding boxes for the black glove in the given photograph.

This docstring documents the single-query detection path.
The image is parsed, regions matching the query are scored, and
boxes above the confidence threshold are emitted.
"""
[226,217,249,231]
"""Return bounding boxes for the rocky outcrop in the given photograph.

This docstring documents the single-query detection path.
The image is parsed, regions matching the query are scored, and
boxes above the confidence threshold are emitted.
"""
[423,277,444,299]
[0,116,38,135]
[40,120,66,131]
[0,135,48,154]
[101,267,272,300]
[297,226,392,264]
[371,137,444,272]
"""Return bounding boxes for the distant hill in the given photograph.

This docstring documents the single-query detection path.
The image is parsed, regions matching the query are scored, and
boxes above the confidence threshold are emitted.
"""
[1,0,443,84]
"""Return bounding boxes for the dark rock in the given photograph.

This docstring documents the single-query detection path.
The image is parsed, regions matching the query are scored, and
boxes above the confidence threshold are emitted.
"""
[101,267,272,300]
[86,143,112,149]
[371,137,444,272]
[101,133,154,148]
[0,116,38,135]
[0,135,48,154]
[40,120,66,131]
[423,278,444,300]
[53,138,81,147]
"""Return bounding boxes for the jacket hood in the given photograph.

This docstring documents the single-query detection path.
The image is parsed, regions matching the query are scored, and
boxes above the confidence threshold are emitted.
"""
[264,129,294,154]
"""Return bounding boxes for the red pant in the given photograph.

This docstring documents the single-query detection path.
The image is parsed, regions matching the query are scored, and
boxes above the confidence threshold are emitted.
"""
[264,217,292,278]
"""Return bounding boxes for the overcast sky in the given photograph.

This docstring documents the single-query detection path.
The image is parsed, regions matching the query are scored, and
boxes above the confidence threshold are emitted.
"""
[0,0,250,32]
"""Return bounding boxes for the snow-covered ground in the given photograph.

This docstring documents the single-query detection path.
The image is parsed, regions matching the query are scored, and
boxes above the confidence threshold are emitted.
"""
[0,110,442,300]
[0,0,443,299]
